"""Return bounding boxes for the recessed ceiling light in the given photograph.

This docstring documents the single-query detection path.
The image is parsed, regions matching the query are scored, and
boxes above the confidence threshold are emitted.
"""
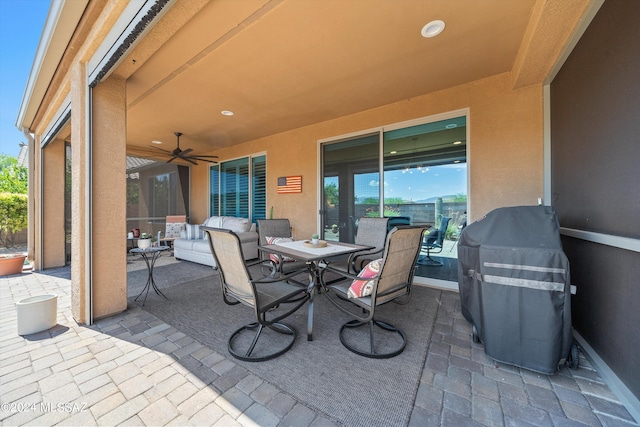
[421,20,445,38]
[151,140,162,144]
[453,141,462,145]
[221,110,234,116]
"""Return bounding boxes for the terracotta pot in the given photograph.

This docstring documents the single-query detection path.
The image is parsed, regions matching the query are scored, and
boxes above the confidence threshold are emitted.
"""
[0,255,27,276]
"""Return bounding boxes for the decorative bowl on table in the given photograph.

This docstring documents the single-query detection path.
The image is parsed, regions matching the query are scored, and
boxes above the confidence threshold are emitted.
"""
[303,240,328,248]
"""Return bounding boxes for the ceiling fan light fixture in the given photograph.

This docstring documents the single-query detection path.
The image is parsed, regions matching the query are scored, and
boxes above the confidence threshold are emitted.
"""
[421,20,445,38]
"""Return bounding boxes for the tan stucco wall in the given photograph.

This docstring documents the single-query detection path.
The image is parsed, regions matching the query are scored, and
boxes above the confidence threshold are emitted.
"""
[189,72,543,239]
[42,137,67,268]
[91,76,128,319]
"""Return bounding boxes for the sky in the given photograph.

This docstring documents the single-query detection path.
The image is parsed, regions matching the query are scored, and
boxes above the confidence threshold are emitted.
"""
[0,0,50,158]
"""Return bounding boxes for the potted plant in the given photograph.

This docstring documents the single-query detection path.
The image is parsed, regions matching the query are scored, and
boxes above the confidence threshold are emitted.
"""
[137,233,152,249]
[311,233,320,245]
[0,253,27,276]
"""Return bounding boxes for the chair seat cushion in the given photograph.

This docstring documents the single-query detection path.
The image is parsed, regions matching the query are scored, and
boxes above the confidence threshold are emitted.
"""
[265,236,295,263]
[347,258,383,298]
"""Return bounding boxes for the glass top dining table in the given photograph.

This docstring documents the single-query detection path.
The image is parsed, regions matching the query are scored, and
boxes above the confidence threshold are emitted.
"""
[258,240,372,341]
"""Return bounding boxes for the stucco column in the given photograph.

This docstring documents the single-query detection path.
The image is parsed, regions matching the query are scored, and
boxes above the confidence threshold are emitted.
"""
[69,64,127,323]
[70,62,88,323]
[42,138,67,268]
[90,75,128,320]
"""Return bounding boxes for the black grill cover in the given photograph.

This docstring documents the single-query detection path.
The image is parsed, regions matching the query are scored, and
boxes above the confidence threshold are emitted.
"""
[457,206,572,374]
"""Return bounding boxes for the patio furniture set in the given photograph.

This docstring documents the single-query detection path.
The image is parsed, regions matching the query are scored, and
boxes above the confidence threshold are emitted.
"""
[129,207,577,376]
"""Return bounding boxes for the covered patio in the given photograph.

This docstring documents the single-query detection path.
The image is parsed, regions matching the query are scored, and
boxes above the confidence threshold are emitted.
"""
[14,0,640,422]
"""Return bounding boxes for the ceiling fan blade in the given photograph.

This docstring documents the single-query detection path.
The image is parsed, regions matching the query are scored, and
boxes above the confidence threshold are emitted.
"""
[180,148,193,156]
[182,157,199,165]
[149,145,173,154]
[192,154,219,158]
[188,157,218,163]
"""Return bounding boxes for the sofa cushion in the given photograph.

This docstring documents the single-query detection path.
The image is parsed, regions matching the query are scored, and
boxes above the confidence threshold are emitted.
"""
[222,216,251,233]
[190,239,211,253]
[204,216,223,228]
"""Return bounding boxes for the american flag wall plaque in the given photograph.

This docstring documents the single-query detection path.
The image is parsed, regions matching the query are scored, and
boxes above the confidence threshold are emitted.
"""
[277,176,302,194]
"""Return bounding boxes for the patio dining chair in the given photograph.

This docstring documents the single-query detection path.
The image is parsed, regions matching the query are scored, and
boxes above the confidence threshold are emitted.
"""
[257,219,308,278]
[319,225,427,358]
[203,226,310,362]
[325,217,390,274]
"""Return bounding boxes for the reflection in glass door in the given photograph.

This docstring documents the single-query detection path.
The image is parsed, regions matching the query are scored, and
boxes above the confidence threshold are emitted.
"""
[320,114,468,286]
[383,117,467,283]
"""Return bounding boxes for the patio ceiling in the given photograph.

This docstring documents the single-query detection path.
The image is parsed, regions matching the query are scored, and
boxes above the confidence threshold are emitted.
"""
[117,0,575,160]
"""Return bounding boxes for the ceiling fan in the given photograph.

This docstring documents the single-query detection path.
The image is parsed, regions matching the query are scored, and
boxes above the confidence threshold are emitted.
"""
[150,132,218,165]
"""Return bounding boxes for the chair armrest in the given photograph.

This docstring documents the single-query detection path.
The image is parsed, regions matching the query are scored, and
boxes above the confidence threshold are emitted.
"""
[350,247,384,272]
[320,264,360,288]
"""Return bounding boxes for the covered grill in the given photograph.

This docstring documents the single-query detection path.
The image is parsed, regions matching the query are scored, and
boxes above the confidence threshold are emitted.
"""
[457,206,575,374]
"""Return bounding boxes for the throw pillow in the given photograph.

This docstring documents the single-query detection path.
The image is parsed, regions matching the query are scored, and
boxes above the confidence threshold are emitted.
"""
[165,222,186,238]
[223,217,251,233]
[347,258,383,298]
[265,236,295,263]
[185,224,204,240]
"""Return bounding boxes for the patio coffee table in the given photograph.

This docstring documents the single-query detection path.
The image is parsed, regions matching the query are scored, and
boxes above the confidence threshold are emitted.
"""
[259,240,371,341]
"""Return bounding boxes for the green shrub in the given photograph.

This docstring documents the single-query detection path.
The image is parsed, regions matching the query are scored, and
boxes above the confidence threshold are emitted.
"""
[0,193,28,247]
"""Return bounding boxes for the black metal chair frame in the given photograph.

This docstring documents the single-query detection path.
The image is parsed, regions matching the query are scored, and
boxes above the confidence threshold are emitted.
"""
[320,226,426,358]
[203,226,311,362]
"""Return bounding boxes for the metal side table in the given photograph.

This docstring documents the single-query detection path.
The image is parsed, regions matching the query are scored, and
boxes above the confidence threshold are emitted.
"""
[130,245,170,305]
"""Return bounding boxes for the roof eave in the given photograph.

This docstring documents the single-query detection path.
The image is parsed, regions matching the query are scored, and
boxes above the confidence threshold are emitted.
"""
[15,0,89,133]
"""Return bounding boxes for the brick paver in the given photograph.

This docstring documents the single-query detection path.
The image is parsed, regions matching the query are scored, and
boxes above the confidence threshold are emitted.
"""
[1,266,638,427]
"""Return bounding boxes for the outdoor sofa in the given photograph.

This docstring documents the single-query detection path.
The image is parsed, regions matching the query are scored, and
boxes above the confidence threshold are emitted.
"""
[173,216,259,267]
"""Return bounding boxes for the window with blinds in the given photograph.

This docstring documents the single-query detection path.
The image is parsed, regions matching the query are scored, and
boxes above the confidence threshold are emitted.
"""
[210,154,266,222]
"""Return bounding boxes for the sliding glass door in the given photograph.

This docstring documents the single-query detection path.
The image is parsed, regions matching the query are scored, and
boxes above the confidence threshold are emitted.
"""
[321,134,379,242]
[320,114,467,284]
